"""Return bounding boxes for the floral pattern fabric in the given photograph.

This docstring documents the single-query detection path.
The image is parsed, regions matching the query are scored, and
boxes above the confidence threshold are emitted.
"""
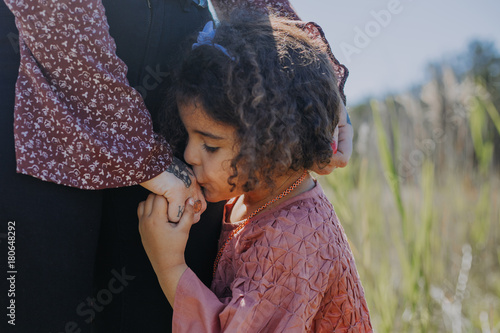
[5,0,348,189]
[5,0,172,189]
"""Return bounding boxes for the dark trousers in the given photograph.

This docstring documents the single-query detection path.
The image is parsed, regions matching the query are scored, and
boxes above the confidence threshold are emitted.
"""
[0,1,221,332]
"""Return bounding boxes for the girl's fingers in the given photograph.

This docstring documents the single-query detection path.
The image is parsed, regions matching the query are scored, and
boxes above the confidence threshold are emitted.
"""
[137,201,145,217]
[152,194,169,219]
[178,198,195,232]
[143,193,156,216]
[167,198,185,223]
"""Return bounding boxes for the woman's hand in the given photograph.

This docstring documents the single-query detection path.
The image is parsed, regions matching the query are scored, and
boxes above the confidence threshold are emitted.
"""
[138,194,196,305]
[311,103,353,175]
[140,157,207,223]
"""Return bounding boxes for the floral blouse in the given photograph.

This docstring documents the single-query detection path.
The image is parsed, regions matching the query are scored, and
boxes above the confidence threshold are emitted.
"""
[4,0,347,189]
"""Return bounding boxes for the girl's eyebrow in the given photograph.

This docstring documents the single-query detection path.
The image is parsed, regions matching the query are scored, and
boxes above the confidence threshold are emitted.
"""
[195,129,225,140]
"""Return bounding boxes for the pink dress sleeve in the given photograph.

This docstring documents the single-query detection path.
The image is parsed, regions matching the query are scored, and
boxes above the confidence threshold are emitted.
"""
[173,268,226,332]
[211,0,349,104]
[4,0,172,189]
[173,263,325,332]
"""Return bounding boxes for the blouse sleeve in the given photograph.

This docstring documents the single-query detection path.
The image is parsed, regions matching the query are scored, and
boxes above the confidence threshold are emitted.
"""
[4,0,172,189]
[211,0,349,104]
[172,224,334,332]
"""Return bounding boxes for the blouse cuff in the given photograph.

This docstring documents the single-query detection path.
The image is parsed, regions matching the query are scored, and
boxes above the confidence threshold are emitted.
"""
[173,268,225,333]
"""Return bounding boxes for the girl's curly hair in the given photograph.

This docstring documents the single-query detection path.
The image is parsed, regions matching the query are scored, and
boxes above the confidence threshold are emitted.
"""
[163,11,342,192]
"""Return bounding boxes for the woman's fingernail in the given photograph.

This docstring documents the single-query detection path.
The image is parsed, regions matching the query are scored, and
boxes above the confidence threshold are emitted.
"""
[331,141,338,154]
[193,200,202,213]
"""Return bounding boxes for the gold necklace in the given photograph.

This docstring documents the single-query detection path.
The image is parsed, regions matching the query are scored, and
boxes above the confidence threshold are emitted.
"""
[213,170,309,278]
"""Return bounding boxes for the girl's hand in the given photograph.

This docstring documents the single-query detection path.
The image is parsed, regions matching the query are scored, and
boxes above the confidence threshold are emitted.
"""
[140,157,207,223]
[138,194,196,275]
[138,195,195,305]
[311,103,353,175]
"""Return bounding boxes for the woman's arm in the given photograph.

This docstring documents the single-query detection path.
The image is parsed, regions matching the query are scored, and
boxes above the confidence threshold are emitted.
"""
[4,0,166,189]
[4,0,205,219]
[5,0,169,189]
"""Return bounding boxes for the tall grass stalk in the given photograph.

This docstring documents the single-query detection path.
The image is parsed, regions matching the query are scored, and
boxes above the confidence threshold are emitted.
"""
[470,97,494,176]
[370,100,406,225]
[321,91,500,331]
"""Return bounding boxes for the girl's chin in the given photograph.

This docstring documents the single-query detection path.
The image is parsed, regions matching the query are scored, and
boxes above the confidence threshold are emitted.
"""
[202,188,230,203]
[201,187,216,202]
[204,193,225,203]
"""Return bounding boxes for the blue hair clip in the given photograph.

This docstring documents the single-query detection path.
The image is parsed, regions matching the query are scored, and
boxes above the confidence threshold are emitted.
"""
[191,0,207,7]
[192,21,235,61]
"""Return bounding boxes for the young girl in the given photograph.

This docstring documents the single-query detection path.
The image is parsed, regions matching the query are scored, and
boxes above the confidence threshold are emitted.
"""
[138,12,372,332]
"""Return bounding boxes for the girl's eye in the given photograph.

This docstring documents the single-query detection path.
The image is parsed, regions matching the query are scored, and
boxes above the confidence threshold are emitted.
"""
[203,144,219,153]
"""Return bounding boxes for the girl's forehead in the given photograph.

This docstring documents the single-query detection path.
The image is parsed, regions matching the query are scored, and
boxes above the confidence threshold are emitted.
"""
[179,101,215,125]
[179,102,235,139]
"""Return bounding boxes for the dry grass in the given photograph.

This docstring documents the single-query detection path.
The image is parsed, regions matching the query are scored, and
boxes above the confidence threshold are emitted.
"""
[320,71,500,332]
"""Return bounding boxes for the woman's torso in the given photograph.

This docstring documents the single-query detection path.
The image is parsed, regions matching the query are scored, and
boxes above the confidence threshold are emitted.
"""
[102,0,212,127]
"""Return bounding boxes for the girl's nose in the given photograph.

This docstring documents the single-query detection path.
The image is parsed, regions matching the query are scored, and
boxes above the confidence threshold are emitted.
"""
[183,140,199,167]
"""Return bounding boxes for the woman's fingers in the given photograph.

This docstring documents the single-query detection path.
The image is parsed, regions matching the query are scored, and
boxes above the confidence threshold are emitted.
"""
[191,192,206,224]
[139,158,208,222]
[330,103,352,169]
[333,122,353,168]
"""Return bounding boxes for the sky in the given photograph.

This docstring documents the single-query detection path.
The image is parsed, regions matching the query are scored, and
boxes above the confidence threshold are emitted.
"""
[290,0,500,105]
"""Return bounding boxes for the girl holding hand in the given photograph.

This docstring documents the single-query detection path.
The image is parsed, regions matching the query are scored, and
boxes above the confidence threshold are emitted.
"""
[138,12,371,332]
